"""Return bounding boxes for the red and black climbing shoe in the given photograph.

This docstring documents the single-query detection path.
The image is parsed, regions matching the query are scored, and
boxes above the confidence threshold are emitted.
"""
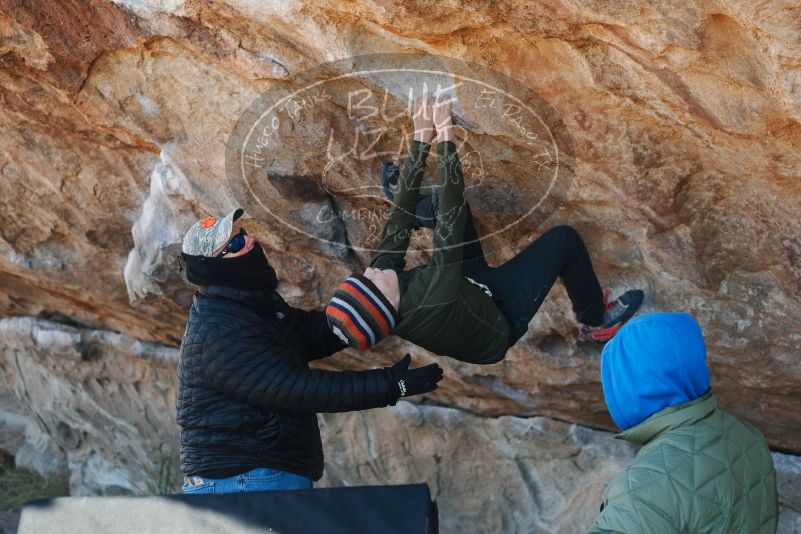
[579,289,645,343]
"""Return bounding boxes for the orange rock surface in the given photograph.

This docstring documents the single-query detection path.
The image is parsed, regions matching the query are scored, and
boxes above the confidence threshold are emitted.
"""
[0,1,799,453]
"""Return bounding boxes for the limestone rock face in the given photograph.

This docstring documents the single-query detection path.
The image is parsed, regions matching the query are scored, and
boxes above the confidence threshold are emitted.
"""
[319,403,638,533]
[0,317,179,495]
[1,317,800,532]
[321,406,801,533]
[0,0,800,503]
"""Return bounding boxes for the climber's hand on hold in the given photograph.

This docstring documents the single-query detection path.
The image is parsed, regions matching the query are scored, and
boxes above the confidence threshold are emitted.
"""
[412,90,436,144]
[434,91,455,143]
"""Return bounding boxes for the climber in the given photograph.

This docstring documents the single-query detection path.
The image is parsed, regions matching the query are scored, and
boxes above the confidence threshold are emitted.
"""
[325,89,643,363]
[175,210,443,494]
[588,312,778,533]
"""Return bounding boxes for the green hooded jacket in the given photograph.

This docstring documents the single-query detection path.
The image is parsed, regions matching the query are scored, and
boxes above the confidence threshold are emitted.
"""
[371,139,510,364]
[589,392,778,533]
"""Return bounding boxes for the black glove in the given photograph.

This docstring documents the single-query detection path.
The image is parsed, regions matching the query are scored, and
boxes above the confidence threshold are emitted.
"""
[385,354,443,404]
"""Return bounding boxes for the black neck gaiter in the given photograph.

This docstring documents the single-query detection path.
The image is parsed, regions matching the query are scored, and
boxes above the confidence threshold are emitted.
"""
[181,242,278,291]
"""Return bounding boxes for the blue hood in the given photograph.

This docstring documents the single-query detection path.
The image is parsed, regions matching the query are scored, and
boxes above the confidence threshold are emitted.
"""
[601,312,710,431]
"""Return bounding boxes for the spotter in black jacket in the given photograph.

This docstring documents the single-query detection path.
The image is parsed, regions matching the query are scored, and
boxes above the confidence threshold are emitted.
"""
[177,285,396,481]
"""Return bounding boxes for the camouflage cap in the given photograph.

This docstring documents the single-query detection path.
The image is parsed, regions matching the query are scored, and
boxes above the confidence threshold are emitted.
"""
[181,208,244,257]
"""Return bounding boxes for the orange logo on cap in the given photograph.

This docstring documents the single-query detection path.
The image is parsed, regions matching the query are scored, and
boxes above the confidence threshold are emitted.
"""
[199,217,216,229]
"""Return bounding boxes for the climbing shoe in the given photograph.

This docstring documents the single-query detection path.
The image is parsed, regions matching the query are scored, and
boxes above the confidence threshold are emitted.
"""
[579,289,645,343]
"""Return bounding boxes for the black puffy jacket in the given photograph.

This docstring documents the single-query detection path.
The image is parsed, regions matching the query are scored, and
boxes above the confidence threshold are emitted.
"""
[177,285,396,481]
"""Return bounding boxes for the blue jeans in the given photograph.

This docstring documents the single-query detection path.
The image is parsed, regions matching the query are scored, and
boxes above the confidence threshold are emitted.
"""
[182,467,313,494]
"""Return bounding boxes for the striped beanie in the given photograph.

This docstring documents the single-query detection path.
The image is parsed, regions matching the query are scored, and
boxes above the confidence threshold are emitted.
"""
[326,274,399,350]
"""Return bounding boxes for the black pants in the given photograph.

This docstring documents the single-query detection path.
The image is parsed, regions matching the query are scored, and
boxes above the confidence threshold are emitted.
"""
[419,197,605,347]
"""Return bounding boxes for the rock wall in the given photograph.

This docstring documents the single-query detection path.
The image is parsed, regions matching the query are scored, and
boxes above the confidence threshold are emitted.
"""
[0,0,799,452]
[1,317,800,532]
[0,0,800,531]
[0,317,178,495]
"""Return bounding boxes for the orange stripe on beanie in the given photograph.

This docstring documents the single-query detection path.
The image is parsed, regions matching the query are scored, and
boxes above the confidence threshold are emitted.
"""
[325,273,398,350]
[326,306,370,351]
[340,283,392,333]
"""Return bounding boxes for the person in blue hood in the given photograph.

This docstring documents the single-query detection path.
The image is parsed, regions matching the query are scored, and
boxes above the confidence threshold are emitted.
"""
[589,312,778,533]
[600,311,709,430]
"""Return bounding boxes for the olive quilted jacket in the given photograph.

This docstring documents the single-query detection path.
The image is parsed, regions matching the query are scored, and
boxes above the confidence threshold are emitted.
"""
[589,392,778,533]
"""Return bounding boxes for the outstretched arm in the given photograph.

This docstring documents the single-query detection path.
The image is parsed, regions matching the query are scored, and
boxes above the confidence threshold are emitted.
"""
[371,92,436,271]
[201,324,443,414]
[285,307,347,362]
[257,290,346,363]
[370,140,431,271]
[202,324,393,414]
[426,95,468,300]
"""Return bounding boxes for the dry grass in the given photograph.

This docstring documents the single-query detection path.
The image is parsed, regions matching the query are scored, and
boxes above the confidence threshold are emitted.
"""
[0,464,69,512]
